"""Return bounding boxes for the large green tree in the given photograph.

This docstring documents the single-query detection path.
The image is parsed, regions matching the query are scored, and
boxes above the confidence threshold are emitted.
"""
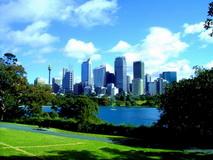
[59,95,98,122]
[22,84,53,117]
[158,67,213,136]
[0,53,27,120]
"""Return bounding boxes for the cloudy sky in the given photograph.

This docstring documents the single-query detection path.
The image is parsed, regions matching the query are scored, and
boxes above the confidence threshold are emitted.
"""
[0,0,213,83]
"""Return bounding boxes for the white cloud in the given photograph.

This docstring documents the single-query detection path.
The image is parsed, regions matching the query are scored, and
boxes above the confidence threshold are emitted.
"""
[0,0,118,27]
[6,21,58,47]
[183,22,213,43]
[110,40,131,52]
[105,63,114,73]
[64,38,100,61]
[205,60,213,69]
[110,27,189,80]
[73,0,118,27]
[183,22,204,34]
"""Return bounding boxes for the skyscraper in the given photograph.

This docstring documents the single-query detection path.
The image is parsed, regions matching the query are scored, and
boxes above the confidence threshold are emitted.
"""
[52,78,61,94]
[81,58,92,86]
[105,71,115,85]
[133,61,144,79]
[133,61,145,95]
[93,65,106,88]
[126,75,130,93]
[132,78,144,96]
[62,68,74,93]
[145,74,151,94]
[114,57,127,92]
[161,71,177,83]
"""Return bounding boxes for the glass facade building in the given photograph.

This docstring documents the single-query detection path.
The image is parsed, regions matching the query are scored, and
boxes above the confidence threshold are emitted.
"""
[62,68,74,93]
[81,58,92,86]
[161,71,177,83]
[133,61,144,80]
[93,65,106,88]
[114,57,127,92]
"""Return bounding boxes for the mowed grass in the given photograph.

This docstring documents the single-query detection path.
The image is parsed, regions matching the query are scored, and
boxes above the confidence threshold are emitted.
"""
[0,126,213,160]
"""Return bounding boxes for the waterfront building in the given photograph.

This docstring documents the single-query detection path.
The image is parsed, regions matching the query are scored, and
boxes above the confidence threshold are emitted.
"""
[133,61,144,80]
[93,65,106,88]
[132,78,144,96]
[81,58,92,86]
[106,83,119,97]
[126,75,131,93]
[114,57,127,92]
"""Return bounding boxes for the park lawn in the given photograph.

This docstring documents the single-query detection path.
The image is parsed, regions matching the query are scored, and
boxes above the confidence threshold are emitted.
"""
[0,125,213,160]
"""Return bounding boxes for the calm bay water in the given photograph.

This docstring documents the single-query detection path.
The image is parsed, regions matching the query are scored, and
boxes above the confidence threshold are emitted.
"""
[97,106,160,126]
[42,106,161,127]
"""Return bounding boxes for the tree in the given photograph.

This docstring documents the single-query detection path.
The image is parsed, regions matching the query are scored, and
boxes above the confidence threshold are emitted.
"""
[0,53,28,120]
[205,1,213,36]
[158,67,213,136]
[59,95,98,122]
[22,84,53,117]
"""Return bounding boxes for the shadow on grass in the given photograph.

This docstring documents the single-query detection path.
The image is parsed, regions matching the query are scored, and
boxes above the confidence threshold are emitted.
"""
[1,148,213,160]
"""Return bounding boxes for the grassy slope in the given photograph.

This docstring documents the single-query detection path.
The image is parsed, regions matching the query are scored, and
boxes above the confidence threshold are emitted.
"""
[0,125,213,160]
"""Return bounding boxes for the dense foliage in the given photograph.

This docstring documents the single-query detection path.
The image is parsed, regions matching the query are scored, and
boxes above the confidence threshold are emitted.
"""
[158,67,213,136]
[0,53,28,120]
[205,1,213,36]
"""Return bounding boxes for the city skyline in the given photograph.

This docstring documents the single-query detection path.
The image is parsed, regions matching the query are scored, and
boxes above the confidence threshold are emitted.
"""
[0,0,212,84]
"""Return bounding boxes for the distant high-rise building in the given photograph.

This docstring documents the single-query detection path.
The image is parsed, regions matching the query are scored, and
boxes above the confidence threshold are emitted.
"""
[161,71,177,83]
[133,61,145,95]
[81,58,92,86]
[133,61,144,80]
[62,68,74,93]
[52,78,61,94]
[106,83,119,97]
[93,65,106,88]
[114,57,127,92]
[132,78,144,96]
[73,82,83,95]
[145,74,151,94]
[34,77,46,86]
[157,78,168,95]
[126,75,131,93]
[105,72,115,85]
[148,81,157,96]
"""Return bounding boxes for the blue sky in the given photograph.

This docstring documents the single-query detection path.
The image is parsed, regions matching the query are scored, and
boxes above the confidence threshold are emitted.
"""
[0,0,213,83]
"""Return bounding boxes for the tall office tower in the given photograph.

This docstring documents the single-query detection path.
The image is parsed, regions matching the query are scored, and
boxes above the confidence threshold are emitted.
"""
[145,74,151,95]
[93,65,106,88]
[161,71,177,83]
[126,75,130,93]
[156,78,168,95]
[133,61,144,79]
[133,61,145,95]
[81,58,92,86]
[52,78,61,94]
[132,78,144,96]
[105,71,115,85]
[114,57,127,92]
[62,68,74,93]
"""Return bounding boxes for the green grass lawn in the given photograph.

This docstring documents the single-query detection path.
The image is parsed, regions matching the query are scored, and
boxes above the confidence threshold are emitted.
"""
[0,124,213,160]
